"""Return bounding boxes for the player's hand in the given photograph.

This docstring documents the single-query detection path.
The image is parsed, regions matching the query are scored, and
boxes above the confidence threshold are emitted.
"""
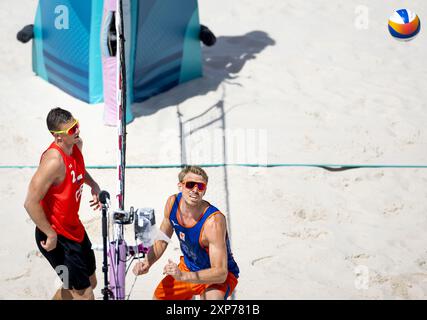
[133,260,150,276]
[163,259,183,280]
[90,184,101,210]
[41,232,58,252]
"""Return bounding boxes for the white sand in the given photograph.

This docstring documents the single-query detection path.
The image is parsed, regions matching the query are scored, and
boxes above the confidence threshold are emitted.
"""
[1,0,427,299]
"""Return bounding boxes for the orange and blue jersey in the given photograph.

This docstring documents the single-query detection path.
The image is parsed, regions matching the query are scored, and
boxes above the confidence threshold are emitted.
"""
[169,193,239,278]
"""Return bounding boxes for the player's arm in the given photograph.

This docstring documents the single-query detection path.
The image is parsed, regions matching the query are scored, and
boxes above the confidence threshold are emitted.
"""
[76,137,83,151]
[84,170,101,210]
[173,214,228,284]
[76,138,101,210]
[24,152,63,243]
[84,170,100,190]
[133,196,174,275]
[75,138,98,189]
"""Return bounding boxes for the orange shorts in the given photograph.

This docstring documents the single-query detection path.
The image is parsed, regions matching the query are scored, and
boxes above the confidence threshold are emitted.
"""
[154,256,238,300]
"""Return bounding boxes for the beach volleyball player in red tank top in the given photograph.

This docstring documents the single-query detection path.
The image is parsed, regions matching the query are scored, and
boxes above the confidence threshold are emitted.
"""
[24,108,102,300]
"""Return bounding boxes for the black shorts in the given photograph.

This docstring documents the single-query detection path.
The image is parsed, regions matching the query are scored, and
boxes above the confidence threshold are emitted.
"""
[35,227,96,290]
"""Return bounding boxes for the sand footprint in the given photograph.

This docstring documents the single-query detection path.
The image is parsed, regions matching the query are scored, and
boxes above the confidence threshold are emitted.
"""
[282,228,328,240]
[251,255,274,266]
[416,255,427,271]
[345,253,372,264]
[3,269,31,282]
[383,203,404,217]
[293,208,327,222]
[26,250,42,260]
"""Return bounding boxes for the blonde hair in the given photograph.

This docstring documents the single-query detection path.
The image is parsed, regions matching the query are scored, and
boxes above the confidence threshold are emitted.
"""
[178,166,208,183]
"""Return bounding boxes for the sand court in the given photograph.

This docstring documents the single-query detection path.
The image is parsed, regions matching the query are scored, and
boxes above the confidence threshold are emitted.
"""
[1,0,427,299]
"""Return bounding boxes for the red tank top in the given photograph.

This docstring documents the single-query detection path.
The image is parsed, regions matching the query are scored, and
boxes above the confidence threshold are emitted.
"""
[40,142,86,242]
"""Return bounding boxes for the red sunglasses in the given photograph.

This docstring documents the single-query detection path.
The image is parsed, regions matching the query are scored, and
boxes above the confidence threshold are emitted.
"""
[184,181,207,191]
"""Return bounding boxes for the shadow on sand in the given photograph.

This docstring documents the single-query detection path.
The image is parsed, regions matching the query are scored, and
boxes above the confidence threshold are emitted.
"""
[131,30,276,117]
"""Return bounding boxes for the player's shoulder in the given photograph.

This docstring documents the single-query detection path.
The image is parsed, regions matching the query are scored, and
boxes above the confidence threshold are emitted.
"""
[41,148,63,167]
[203,210,226,241]
[167,194,177,202]
[205,209,226,227]
[38,149,65,179]
[164,194,178,218]
[166,194,178,207]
